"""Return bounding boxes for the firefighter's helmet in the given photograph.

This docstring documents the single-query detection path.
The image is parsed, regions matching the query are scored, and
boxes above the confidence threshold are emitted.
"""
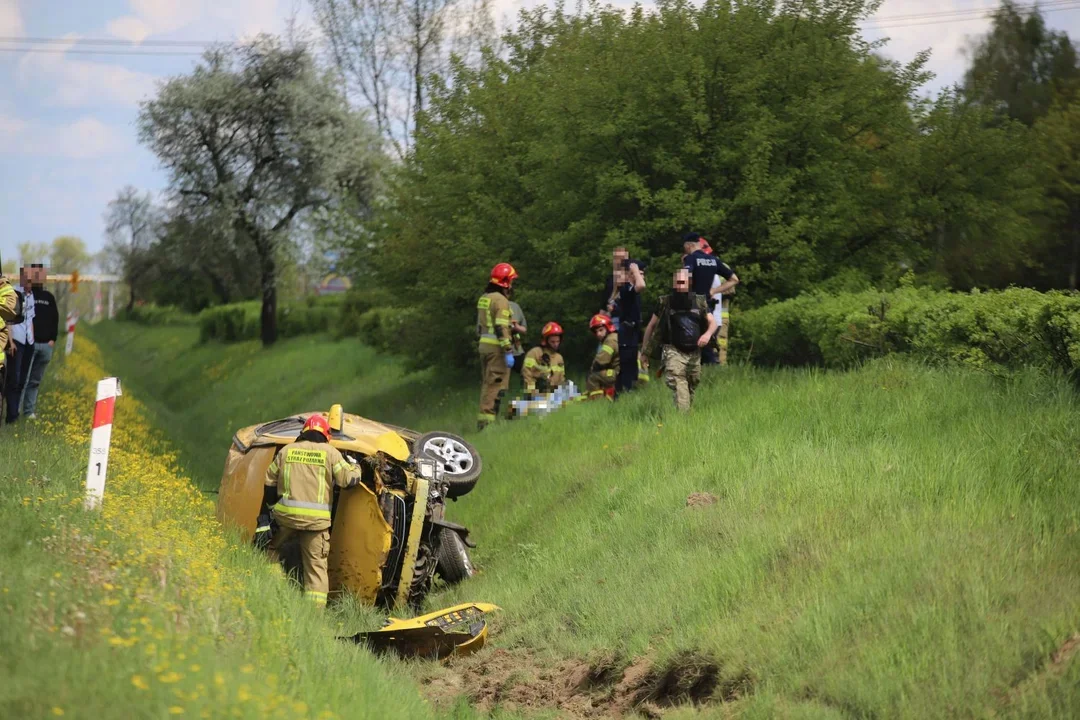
[541,321,564,339]
[589,313,615,332]
[303,414,332,441]
[489,263,518,288]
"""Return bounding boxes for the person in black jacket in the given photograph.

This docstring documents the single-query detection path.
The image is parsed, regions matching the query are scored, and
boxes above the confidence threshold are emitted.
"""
[602,247,646,395]
[23,264,59,419]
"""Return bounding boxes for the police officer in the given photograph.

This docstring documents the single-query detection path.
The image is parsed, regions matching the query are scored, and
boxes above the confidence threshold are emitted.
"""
[521,321,566,396]
[603,247,646,394]
[641,269,717,411]
[476,262,518,430]
[586,313,619,400]
[258,414,364,608]
[681,233,739,364]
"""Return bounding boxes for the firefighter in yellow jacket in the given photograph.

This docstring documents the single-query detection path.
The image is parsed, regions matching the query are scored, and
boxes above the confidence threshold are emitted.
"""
[476,262,519,430]
[586,313,619,399]
[0,274,20,368]
[258,414,363,607]
[522,321,566,396]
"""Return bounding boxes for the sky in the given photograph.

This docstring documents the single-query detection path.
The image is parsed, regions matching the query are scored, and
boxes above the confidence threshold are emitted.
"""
[2,0,1080,268]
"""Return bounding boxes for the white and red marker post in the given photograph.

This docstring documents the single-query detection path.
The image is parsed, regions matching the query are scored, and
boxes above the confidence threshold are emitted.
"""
[85,377,122,511]
[65,313,77,357]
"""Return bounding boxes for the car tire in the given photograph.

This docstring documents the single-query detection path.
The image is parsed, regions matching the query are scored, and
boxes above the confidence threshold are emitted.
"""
[413,431,482,498]
[436,527,475,585]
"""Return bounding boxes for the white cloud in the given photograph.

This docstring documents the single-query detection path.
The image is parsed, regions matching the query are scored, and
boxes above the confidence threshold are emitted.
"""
[16,35,158,107]
[107,0,284,43]
[0,0,23,37]
[0,114,128,159]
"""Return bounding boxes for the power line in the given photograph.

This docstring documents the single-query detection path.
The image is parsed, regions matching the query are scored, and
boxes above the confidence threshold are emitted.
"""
[865,2,1080,29]
[0,2,1077,59]
[0,47,207,56]
[869,0,1079,23]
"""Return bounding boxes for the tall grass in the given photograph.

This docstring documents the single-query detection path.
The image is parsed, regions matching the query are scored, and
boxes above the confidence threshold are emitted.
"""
[86,320,1080,717]
[0,336,456,720]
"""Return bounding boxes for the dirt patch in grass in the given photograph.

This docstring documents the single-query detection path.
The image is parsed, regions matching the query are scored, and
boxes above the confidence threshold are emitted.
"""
[685,492,718,508]
[420,648,753,717]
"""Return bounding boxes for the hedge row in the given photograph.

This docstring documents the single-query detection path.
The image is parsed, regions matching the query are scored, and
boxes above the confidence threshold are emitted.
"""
[117,304,197,326]
[197,296,344,342]
[731,285,1080,378]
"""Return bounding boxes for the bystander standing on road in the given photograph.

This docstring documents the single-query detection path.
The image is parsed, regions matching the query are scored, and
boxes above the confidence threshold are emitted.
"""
[22,264,59,420]
[603,247,646,395]
[3,267,34,424]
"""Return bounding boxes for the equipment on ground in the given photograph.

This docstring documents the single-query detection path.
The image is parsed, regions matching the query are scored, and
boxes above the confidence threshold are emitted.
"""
[511,380,582,418]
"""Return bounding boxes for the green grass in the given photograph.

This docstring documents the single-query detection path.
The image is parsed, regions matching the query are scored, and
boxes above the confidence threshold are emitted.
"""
[88,322,482,492]
[0,346,482,720]
[52,322,1080,716]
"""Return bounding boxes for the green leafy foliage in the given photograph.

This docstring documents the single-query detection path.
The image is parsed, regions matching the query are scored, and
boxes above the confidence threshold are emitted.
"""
[733,285,1080,378]
[353,0,1049,368]
[117,304,197,326]
[198,297,344,342]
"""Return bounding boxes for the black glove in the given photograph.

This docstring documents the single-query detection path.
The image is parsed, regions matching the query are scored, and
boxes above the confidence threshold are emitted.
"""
[253,513,274,550]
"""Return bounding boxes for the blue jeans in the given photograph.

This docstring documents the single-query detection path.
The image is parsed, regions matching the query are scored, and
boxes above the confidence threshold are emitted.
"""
[21,342,54,416]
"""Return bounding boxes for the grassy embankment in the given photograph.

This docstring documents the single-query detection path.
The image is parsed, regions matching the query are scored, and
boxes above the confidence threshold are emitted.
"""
[13,320,1080,718]
[0,334,484,720]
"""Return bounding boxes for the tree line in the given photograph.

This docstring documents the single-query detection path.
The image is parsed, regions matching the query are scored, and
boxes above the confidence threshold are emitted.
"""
[107,0,1080,366]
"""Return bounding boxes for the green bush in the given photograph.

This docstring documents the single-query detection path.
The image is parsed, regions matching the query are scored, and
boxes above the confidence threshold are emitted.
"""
[197,302,259,342]
[117,304,197,326]
[732,287,1080,378]
[197,298,345,342]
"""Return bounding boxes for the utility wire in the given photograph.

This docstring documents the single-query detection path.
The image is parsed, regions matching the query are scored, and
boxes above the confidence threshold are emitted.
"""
[0,2,1077,57]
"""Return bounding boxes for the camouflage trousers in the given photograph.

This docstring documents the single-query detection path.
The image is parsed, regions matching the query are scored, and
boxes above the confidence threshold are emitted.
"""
[662,345,702,411]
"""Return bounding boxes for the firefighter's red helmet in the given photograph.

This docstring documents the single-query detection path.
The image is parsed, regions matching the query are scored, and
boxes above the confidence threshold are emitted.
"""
[541,321,564,338]
[589,313,615,332]
[303,414,331,440]
[490,262,518,288]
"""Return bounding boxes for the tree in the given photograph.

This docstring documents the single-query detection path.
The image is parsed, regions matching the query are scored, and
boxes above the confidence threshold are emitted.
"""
[962,0,1079,126]
[49,236,90,274]
[310,0,495,157]
[104,186,160,311]
[17,241,51,269]
[1036,99,1080,289]
[138,36,383,345]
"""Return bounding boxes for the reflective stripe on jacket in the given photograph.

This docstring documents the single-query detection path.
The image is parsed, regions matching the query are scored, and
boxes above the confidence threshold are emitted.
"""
[476,291,513,353]
[522,346,565,391]
[264,439,362,530]
[592,332,620,379]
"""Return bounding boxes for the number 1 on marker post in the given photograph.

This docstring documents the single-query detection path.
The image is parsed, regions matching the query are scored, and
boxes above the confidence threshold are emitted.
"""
[85,377,121,511]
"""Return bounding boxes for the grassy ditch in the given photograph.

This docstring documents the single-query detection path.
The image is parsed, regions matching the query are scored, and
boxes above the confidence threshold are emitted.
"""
[85,319,1080,718]
[0,335,465,720]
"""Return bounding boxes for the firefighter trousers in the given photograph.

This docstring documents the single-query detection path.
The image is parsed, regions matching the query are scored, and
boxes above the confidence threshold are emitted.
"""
[478,350,510,428]
[269,526,330,607]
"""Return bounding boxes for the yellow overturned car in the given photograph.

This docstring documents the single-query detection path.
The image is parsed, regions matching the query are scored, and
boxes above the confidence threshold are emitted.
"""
[216,404,480,610]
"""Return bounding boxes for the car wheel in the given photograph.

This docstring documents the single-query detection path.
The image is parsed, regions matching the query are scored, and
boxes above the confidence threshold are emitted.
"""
[436,527,475,585]
[414,431,482,498]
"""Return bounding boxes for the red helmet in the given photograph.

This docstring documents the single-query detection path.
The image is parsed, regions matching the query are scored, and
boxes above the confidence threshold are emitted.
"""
[303,414,331,441]
[541,321,564,339]
[589,313,615,332]
[490,262,518,288]
[700,238,714,255]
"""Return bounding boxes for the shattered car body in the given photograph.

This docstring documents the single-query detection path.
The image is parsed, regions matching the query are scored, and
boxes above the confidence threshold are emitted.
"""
[216,404,480,609]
